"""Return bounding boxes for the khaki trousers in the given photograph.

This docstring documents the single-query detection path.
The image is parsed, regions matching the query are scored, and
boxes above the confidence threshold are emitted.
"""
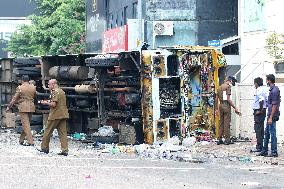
[218,103,231,142]
[19,112,34,144]
[41,119,68,152]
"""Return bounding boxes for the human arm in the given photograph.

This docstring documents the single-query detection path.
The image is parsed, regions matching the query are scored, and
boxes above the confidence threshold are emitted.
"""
[268,87,280,125]
[227,94,241,115]
[255,90,264,115]
[6,87,20,111]
[39,89,58,108]
[268,105,277,125]
[40,100,57,108]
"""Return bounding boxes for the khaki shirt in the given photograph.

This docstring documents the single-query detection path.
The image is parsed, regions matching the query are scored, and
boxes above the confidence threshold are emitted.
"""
[48,87,69,121]
[14,83,36,113]
[217,83,231,103]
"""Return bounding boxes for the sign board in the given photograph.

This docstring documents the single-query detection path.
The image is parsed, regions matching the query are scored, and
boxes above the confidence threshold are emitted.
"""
[86,0,107,52]
[208,40,221,47]
[0,19,31,41]
[102,25,128,53]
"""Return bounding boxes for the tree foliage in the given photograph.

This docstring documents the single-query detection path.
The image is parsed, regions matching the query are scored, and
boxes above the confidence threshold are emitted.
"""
[266,32,284,63]
[5,0,85,56]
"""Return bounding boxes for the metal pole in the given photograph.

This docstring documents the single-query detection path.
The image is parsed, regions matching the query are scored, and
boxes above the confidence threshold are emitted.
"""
[138,0,143,44]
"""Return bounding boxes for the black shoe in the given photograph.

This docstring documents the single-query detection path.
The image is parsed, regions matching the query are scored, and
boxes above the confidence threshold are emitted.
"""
[267,153,278,157]
[217,140,224,145]
[256,151,268,156]
[250,149,262,153]
[23,143,34,146]
[58,151,68,156]
[37,148,49,154]
[19,142,24,146]
[224,141,234,145]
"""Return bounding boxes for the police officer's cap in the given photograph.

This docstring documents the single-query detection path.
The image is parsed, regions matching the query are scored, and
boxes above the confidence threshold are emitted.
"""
[228,76,237,86]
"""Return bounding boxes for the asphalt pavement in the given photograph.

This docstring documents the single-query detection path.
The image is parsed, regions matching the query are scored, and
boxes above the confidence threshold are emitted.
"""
[0,130,283,189]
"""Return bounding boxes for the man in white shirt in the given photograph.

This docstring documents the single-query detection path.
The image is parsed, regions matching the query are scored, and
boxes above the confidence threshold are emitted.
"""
[251,77,268,153]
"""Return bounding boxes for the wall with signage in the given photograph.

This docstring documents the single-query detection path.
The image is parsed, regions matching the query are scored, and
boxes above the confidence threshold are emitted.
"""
[86,0,238,52]
[102,25,128,53]
[86,0,107,53]
[0,19,31,58]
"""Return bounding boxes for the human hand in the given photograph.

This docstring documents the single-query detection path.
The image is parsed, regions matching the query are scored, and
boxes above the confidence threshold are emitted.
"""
[268,117,273,125]
[235,109,242,116]
[255,110,261,115]
[39,100,48,105]
[215,110,219,116]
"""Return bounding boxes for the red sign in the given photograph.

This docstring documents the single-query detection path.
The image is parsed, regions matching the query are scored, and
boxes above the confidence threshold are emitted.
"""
[102,25,128,53]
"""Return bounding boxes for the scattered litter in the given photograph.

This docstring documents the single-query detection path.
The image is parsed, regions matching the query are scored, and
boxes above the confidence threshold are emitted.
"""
[271,161,279,165]
[200,141,210,145]
[190,128,212,142]
[182,137,196,147]
[85,175,92,179]
[96,126,115,137]
[168,136,180,145]
[257,171,268,174]
[72,133,87,140]
[241,166,275,171]
[52,130,58,137]
[241,181,260,186]
[239,156,251,163]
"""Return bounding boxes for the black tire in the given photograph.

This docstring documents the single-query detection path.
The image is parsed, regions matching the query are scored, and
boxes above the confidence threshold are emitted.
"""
[13,58,40,66]
[15,67,41,72]
[13,68,41,76]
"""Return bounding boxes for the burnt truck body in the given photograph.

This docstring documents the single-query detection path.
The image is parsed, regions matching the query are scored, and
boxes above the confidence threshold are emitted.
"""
[0,47,225,144]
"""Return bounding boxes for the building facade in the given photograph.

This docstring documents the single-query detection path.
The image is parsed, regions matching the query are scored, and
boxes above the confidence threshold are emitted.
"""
[86,0,238,53]
[231,0,284,143]
[0,0,36,58]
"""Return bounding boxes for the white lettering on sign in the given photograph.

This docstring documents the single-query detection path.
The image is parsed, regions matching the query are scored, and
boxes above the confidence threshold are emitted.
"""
[0,19,31,41]
[90,13,100,32]
[0,32,13,40]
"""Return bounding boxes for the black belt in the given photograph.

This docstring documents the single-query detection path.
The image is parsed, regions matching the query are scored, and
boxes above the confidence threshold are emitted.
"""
[253,108,266,111]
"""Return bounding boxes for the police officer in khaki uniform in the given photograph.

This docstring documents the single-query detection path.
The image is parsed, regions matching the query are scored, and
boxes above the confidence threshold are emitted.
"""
[6,75,36,146]
[38,79,69,156]
[216,76,241,145]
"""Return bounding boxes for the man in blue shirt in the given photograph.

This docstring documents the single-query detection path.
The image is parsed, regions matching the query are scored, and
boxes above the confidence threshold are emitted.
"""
[251,77,267,153]
[258,74,280,157]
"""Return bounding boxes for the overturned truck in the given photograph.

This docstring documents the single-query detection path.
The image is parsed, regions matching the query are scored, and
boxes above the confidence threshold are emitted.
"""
[0,46,226,144]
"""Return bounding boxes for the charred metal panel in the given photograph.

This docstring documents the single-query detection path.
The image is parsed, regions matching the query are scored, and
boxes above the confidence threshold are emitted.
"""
[142,47,225,144]
[86,52,142,139]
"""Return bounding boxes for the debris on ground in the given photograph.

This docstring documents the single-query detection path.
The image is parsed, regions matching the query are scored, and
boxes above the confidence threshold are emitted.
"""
[93,126,115,137]
[241,181,260,186]
[0,128,283,166]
